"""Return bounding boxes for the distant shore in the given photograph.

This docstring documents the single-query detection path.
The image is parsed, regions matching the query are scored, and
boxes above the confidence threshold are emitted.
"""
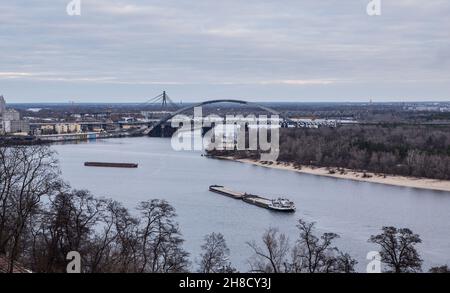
[212,156,450,193]
[0,132,139,146]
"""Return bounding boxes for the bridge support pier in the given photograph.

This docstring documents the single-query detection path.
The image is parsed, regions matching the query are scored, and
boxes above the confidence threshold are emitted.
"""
[161,124,165,138]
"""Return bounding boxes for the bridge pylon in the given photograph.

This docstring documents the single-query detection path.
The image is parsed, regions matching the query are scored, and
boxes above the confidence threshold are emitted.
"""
[143,91,179,112]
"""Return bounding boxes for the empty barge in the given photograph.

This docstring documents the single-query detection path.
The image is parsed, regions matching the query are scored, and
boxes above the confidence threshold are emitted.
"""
[209,185,245,199]
[84,162,138,168]
[209,185,295,212]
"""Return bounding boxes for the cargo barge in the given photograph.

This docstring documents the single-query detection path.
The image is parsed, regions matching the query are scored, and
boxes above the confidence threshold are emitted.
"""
[209,185,295,212]
[84,162,138,168]
[209,185,245,199]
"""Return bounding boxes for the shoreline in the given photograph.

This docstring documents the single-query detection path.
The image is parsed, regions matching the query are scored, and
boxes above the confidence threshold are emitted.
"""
[0,132,141,146]
[212,156,450,193]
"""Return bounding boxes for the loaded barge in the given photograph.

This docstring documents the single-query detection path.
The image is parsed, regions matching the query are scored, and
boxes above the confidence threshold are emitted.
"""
[84,162,138,168]
[209,185,295,212]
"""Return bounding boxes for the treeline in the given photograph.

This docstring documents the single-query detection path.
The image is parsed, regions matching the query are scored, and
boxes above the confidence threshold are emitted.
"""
[212,125,450,180]
[1,145,448,273]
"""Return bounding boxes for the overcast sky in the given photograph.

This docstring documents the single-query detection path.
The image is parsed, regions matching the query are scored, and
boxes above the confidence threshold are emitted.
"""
[1,0,449,103]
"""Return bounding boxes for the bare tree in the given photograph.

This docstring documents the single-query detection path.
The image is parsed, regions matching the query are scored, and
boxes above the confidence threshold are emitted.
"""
[247,228,290,273]
[369,226,422,273]
[198,232,234,273]
[292,219,337,273]
[429,265,450,273]
[86,200,139,273]
[26,187,107,272]
[136,200,189,273]
[334,252,358,273]
[0,145,59,272]
[291,219,357,273]
[86,199,190,273]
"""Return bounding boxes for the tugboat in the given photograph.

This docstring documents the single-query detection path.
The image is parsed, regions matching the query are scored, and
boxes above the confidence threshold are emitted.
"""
[268,198,296,212]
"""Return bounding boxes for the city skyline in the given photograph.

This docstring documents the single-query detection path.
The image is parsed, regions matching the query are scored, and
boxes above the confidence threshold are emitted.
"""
[1,0,450,103]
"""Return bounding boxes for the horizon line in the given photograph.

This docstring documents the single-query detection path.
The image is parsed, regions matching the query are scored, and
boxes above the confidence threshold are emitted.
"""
[7,100,450,105]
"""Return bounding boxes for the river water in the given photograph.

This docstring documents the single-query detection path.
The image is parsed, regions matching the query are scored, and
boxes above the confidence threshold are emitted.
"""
[52,137,450,272]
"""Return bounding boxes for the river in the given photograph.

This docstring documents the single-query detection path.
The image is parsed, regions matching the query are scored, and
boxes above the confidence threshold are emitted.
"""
[52,137,450,272]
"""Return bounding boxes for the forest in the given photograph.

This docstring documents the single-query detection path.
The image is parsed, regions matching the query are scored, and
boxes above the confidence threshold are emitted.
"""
[211,125,450,180]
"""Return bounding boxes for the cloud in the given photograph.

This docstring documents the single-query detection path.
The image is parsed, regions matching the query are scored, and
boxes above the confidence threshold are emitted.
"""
[0,71,339,87]
[0,0,449,102]
[90,1,168,16]
[0,72,34,79]
[258,79,337,86]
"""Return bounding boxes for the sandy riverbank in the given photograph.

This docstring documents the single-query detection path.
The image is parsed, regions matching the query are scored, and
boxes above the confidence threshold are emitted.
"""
[213,156,450,192]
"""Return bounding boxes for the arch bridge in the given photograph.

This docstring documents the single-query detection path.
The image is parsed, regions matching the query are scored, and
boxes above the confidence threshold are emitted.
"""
[142,99,293,135]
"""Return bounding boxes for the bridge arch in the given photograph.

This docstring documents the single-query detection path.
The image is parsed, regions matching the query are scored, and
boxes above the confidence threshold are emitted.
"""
[146,99,291,134]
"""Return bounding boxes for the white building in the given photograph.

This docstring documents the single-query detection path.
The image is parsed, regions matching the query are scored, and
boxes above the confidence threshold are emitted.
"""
[54,123,81,134]
[0,95,6,115]
[0,95,30,134]
[3,120,30,133]
[2,109,20,121]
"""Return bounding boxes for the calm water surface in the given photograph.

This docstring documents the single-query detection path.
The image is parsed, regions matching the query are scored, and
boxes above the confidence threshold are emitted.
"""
[52,137,450,272]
